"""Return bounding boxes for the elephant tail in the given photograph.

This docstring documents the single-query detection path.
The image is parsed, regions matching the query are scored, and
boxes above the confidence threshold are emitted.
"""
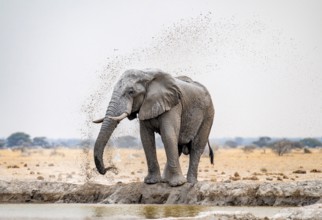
[208,140,214,165]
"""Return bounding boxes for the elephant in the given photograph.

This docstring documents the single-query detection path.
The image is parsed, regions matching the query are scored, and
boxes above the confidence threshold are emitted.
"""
[93,68,214,186]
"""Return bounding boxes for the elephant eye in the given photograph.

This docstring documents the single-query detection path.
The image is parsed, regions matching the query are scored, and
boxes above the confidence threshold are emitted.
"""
[128,89,135,96]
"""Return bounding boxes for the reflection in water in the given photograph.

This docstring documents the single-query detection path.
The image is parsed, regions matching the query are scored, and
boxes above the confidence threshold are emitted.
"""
[142,206,159,218]
[91,204,208,219]
[0,204,286,219]
[92,206,105,218]
[143,205,208,218]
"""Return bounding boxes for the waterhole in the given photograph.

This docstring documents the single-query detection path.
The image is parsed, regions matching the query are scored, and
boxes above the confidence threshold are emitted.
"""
[0,204,286,219]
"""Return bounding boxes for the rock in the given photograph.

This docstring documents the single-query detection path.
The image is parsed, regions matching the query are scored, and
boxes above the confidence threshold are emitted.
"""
[272,203,322,220]
[256,181,322,206]
[242,176,259,181]
[196,211,259,220]
[230,176,241,181]
[37,176,44,180]
[0,180,321,206]
[260,168,268,173]
[310,169,321,173]
[293,170,307,174]
[7,165,19,168]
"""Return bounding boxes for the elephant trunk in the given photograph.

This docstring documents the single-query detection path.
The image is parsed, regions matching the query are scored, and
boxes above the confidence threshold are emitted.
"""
[93,96,121,175]
[93,117,118,174]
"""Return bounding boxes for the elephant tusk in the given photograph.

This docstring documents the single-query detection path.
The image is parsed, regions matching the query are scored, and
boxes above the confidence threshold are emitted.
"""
[93,117,105,124]
[108,112,128,121]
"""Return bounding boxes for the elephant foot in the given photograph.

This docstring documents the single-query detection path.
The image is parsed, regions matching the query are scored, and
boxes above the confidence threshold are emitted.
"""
[187,175,198,185]
[168,174,186,187]
[144,173,161,184]
[162,163,186,186]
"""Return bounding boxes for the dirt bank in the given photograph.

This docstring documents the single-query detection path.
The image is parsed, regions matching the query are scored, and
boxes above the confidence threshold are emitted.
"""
[1,180,321,206]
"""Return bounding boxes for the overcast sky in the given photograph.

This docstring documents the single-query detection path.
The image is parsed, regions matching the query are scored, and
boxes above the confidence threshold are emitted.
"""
[0,0,321,139]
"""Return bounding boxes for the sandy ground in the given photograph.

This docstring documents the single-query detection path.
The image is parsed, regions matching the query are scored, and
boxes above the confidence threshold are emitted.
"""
[0,147,321,185]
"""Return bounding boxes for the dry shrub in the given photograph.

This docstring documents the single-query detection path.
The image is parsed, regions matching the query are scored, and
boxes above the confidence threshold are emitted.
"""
[260,167,267,173]
[293,170,306,174]
[310,169,321,173]
[243,145,256,153]
[304,148,312,154]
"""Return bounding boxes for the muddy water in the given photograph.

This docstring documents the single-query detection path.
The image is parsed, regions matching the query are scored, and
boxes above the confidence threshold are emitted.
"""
[0,204,285,219]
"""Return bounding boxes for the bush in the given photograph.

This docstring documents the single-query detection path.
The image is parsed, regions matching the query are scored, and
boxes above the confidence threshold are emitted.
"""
[271,139,293,156]
[243,145,256,153]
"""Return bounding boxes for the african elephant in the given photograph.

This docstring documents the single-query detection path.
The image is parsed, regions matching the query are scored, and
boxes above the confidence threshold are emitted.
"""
[93,69,214,186]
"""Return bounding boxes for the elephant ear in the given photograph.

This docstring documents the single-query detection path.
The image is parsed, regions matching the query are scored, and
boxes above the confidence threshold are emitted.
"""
[139,72,181,120]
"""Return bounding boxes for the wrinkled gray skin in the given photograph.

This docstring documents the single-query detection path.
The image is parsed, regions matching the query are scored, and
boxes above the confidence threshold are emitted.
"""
[93,69,214,186]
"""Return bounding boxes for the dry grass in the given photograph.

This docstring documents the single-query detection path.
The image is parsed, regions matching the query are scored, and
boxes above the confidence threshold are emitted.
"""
[0,147,321,185]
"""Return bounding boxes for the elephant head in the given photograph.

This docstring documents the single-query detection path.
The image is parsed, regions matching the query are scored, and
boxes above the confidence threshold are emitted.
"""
[93,69,181,174]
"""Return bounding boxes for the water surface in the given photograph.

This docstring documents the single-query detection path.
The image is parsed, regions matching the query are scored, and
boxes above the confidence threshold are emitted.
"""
[0,204,285,219]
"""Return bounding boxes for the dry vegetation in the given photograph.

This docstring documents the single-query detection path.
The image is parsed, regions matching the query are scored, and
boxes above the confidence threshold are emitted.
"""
[0,147,321,185]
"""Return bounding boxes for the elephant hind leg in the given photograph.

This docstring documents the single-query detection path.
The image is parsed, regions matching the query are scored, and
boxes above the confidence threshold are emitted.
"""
[187,120,213,184]
[187,146,204,184]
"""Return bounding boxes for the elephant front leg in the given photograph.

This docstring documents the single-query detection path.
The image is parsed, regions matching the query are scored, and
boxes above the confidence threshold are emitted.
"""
[161,137,186,186]
[140,121,161,184]
[160,112,186,186]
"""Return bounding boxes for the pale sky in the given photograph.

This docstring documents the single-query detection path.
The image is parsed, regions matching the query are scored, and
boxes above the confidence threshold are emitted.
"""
[0,0,321,139]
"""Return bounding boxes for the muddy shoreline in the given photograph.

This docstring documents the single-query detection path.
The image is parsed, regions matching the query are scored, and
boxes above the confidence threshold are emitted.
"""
[1,180,321,206]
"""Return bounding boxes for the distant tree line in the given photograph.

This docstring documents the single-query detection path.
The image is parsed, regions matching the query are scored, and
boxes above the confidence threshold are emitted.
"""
[0,132,143,149]
[223,136,322,156]
[1,132,321,152]
[0,132,85,148]
[0,132,51,148]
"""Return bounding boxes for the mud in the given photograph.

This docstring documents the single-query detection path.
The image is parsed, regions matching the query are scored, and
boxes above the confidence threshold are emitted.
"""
[1,180,321,206]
